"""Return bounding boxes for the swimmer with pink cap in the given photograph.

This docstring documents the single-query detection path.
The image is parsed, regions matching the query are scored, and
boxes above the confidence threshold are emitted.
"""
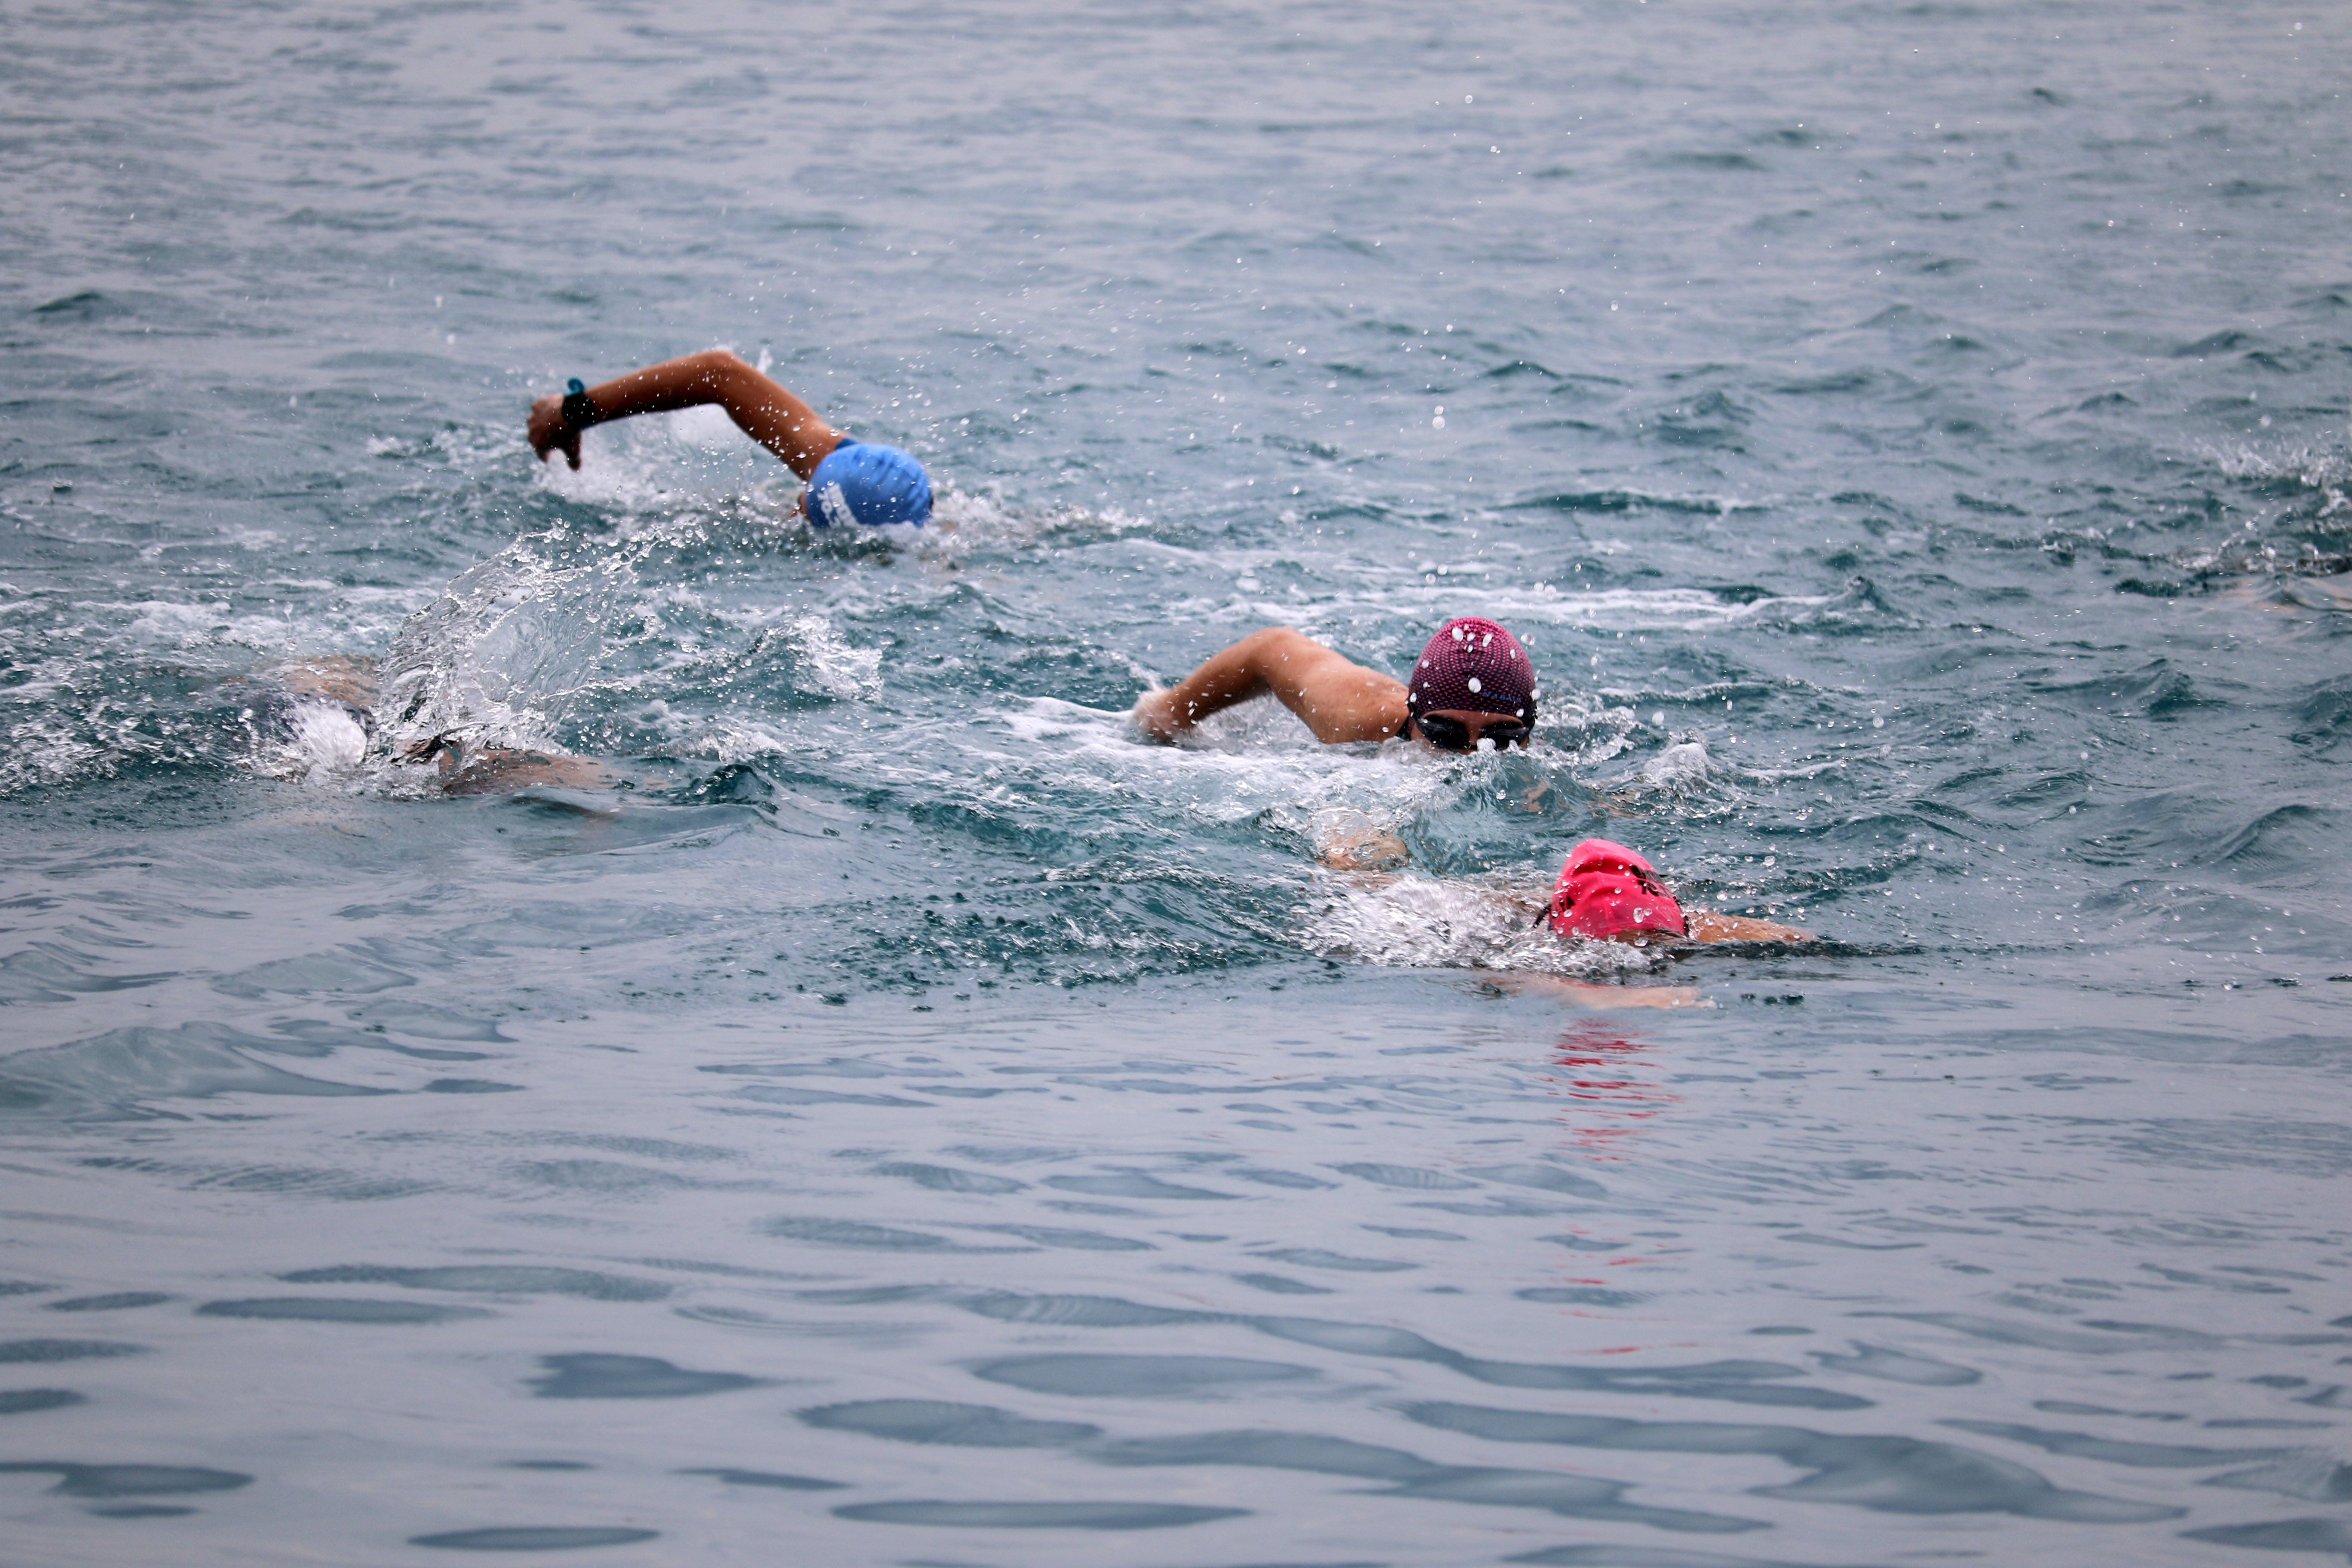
[1132,617,1538,752]
[1546,838,1812,945]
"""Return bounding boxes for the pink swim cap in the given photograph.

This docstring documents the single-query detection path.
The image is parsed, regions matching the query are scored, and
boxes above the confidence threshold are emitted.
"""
[1547,839,1687,942]
[1407,617,1538,724]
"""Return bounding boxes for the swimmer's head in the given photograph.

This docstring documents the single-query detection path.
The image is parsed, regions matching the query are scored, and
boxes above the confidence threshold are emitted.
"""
[1407,616,1538,733]
[1548,838,1687,943]
[802,439,932,527]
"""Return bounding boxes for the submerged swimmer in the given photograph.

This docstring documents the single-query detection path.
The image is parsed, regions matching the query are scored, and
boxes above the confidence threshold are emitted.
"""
[527,349,932,528]
[265,658,615,794]
[256,352,934,795]
[1133,617,1540,753]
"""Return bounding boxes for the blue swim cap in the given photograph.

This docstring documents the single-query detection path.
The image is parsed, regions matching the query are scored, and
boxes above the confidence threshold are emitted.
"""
[804,439,931,527]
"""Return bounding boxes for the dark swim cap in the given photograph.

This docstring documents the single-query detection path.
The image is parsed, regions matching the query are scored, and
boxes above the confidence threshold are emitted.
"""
[1406,616,1538,726]
[805,439,932,527]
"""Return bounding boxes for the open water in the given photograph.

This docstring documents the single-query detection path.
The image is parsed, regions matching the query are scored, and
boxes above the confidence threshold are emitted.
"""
[4,1,2352,1563]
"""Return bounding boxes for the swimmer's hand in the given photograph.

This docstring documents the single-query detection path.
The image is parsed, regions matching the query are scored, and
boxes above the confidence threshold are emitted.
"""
[1313,807,1409,872]
[1321,832,1408,872]
[528,394,583,471]
[1684,911,1813,943]
[1130,688,1191,743]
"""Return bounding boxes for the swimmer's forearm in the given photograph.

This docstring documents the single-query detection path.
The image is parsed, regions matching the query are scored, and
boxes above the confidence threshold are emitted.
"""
[1135,628,1406,744]
[1153,633,1281,728]
[1685,911,1813,943]
[1156,628,1333,724]
[535,350,842,478]
[1135,627,1310,736]
[587,351,841,477]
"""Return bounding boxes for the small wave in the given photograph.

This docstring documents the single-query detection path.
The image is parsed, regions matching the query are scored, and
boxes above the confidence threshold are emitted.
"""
[1507,487,1758,517]
[930,489,1157,554]
[374,540,613,757]
[1629,736,1716,793]
[772,613,881,701]
[532,409,1144,564]
[1188,582,1863,641]
[1733,576,1906,633]
[2200,436,2352,523]
[1587,732,1788,820]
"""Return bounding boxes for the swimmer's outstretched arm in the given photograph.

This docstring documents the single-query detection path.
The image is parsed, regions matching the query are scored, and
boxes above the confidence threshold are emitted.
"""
[1494,973,1707,1009]
[1133,627,1408,744]
[1682,911,1812,943]
[528,350,844,478]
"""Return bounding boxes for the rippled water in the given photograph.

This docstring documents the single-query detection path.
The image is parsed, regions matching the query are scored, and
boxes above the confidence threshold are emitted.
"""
[5,0,2351,1562]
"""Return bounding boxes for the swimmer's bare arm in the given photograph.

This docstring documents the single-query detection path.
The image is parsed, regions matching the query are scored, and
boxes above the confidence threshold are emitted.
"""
[402,733,619,796]
[1488,973,1706,1008]
[528,350,845,478]
[1683,911,1813,943]
[272,655,378,710]
[1133,627,1409,744]
[1314,808,1410,870]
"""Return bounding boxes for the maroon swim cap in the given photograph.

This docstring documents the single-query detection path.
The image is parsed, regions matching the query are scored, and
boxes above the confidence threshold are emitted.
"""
[1547,839,1688,942]
[1406,617,1539,724]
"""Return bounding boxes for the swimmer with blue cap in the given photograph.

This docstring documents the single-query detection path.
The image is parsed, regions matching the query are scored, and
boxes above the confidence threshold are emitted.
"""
[528,349,932,527]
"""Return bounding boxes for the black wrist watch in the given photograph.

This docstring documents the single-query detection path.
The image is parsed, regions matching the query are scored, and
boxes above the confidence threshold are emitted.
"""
[560,377,602,430]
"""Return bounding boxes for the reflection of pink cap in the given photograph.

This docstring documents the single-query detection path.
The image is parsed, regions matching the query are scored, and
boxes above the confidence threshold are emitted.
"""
[1548,839,1687,942]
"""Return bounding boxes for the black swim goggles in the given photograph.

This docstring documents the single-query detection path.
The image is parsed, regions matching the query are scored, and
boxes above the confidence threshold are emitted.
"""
[1414,714,1530,753]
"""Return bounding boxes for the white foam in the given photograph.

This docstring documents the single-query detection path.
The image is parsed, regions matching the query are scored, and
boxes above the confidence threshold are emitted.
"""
[1639,737,1715,791]
[122,599,305,654]
[657,714,798,764]
[373,538,610,757]
[782,613,882,700]
[1298,870,1663,977]
[2205,437,2352,489]
[534,409,775,515]
[0,694,121,796]
[921,487,1157,556]
[251,699,370,784]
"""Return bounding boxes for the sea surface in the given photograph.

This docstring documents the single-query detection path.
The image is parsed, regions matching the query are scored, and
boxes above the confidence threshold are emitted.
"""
[4,1,2351,1563]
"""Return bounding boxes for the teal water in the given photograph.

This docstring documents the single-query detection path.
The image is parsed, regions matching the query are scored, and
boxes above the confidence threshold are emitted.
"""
[4,1,2351,1563]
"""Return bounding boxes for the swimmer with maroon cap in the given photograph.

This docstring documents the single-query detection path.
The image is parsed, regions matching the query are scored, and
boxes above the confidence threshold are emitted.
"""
[1132,619,1538,753]
[1132,622,1812,946]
